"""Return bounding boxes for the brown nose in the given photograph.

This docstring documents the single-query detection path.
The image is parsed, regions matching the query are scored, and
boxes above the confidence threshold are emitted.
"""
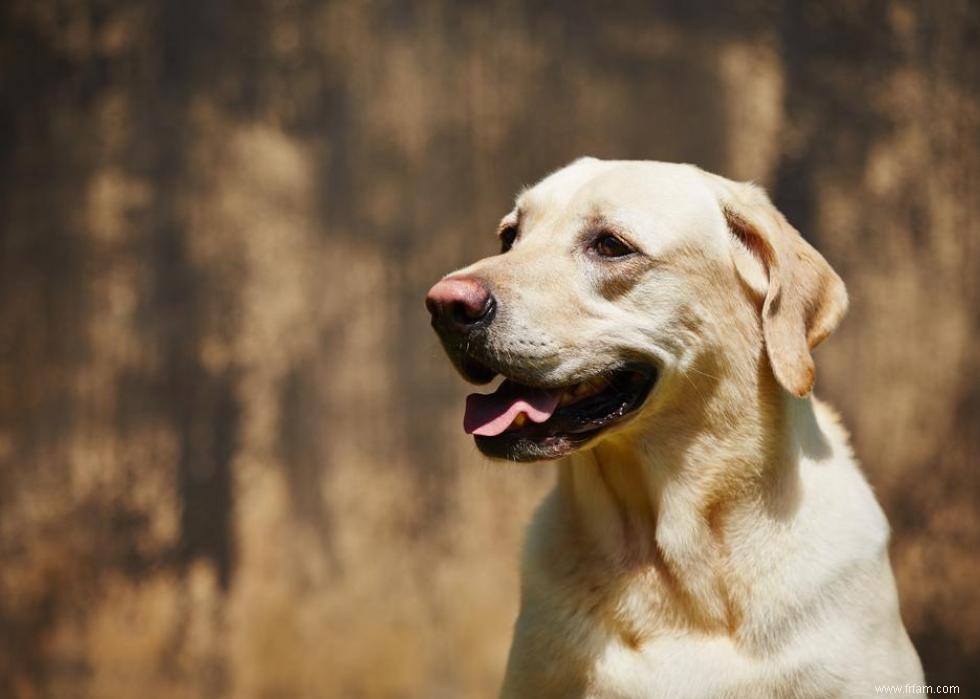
[425,276,496,333]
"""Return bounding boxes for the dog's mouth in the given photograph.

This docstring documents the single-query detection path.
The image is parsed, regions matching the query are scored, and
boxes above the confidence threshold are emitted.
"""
[462,363,657,461]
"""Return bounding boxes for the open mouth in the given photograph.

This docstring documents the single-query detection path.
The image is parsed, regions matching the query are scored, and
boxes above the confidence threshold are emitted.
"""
[463,364,657,461]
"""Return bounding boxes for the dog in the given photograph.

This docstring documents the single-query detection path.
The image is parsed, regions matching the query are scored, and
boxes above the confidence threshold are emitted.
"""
[425,158,923,698]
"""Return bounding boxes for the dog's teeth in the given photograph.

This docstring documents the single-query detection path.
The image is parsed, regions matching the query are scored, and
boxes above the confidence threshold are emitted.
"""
[513,413,527,427]
[562,376,611,405]
[573,377,608,397]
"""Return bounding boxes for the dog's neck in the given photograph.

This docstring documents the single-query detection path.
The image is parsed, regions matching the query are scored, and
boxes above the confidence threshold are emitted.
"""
[557,360,830,633]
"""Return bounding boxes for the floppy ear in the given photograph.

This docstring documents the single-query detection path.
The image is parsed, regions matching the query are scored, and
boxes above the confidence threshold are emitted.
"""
[705,175,848,397]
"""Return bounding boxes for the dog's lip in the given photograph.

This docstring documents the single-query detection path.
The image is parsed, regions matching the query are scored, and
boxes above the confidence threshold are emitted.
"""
[454,352,497,385]
[470,363,658,461]
[475,431,591,461]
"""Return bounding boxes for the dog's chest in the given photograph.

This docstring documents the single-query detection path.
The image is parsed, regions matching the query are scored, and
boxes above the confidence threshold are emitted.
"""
[510,504,894,698]
[583,633,846,699]
[510,561,853,699]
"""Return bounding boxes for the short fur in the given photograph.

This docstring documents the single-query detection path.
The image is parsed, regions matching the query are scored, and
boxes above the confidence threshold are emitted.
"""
[439,159,922,698]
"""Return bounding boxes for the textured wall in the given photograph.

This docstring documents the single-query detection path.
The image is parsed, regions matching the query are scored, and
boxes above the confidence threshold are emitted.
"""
[0,1,977,697]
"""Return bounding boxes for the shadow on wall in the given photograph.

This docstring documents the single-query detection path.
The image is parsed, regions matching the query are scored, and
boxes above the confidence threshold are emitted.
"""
[0,1,977,697]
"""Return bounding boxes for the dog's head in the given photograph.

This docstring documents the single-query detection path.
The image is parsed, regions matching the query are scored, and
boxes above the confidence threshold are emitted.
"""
[426,158,847,461]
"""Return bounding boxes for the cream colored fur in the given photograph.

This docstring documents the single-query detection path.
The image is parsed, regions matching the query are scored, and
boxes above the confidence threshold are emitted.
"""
[446,158,922,698]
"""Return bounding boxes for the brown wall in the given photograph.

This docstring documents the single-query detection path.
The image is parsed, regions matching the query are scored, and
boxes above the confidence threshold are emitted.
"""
[0,1,977,697]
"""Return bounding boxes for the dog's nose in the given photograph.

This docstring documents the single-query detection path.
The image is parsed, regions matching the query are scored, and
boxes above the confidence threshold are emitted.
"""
[425,276,496,333]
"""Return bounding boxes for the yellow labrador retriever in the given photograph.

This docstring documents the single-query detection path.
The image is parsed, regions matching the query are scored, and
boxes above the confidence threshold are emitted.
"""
[425,158,922,698]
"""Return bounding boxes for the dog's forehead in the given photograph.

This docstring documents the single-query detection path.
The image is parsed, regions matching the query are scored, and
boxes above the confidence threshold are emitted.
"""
[517,158,608,211]
[516,159,725,251]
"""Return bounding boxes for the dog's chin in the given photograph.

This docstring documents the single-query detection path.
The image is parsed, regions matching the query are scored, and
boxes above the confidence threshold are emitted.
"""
[463,361,659,463]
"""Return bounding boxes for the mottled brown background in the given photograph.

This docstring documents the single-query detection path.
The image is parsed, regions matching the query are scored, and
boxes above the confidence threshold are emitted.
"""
[0,1,977,697]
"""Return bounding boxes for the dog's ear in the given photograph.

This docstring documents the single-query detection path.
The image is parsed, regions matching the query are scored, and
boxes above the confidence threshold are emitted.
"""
[704,174,848,397]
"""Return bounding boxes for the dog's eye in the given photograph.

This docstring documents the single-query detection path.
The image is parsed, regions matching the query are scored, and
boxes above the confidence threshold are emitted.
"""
[499,225,518,253]
[592,233,633,258]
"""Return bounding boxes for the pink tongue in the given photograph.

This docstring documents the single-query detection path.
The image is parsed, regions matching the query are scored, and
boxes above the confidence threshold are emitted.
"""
[464,380,561,437]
